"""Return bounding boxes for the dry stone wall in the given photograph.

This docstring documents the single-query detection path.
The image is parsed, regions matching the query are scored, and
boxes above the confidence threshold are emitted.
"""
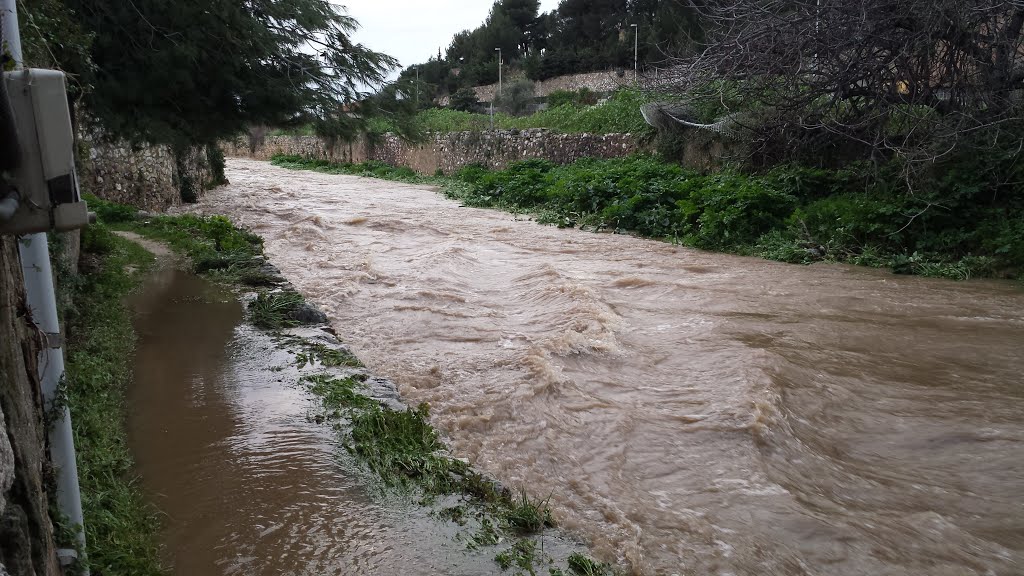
[77,131,214,211]
[224,130,647,174]
[471,69,634,103]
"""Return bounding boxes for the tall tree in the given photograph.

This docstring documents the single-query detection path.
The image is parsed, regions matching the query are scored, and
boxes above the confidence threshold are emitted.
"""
[62,0,397,144]
[661,0,1024,165]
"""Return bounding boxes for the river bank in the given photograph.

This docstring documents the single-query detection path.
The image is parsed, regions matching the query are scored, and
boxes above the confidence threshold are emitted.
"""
[64,201,611,575]
[268,153,1024,282]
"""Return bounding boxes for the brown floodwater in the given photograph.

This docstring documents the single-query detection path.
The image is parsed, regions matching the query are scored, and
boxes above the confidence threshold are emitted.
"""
[126,262,543,575]
[177,158,1024,575]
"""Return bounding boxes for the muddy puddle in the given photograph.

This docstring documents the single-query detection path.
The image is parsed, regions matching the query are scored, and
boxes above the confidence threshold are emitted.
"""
[126,262,570,574]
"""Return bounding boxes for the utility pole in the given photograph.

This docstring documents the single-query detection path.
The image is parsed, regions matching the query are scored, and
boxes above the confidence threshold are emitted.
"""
[631,23,638,84]
[495,47,502,98]
[415,67,419,109]
[1,2,89,572]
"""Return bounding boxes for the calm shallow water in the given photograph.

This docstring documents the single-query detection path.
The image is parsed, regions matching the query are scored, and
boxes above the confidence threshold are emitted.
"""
[177,158,1024,575]
[126,266,526,575]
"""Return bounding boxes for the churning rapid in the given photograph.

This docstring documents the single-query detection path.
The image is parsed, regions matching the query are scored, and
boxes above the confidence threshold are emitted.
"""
[190,158,1024,575]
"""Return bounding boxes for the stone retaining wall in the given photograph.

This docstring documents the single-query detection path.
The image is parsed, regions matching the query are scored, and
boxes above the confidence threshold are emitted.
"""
[77,132,214,211]
[224,130,648,174]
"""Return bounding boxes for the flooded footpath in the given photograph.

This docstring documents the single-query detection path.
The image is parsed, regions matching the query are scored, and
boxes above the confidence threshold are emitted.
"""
[167,157,1024,576]
[125,246,583,574]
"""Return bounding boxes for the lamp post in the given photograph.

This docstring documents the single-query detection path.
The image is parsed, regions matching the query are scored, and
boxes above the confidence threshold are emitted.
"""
[630,23,638,84]
[495,47,502,97]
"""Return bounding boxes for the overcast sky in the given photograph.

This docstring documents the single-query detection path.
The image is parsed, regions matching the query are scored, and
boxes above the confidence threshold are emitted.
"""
[338,0,561,76]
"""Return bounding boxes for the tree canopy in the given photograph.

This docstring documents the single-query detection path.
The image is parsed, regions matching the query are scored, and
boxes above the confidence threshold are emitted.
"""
[23,0,398,145]
[402,0,701,101]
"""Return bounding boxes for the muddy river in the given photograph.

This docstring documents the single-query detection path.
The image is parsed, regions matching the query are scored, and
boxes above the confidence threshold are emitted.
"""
[171,158,1023,575]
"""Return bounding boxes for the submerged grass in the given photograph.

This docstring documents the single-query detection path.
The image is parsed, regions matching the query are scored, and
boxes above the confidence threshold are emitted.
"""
[247,290,304,329]
[62,225,163,575]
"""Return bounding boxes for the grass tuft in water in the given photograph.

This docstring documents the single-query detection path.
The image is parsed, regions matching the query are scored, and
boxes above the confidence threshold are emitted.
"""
[495,538,538,574]
[566,553,613,576]
[247,290,304,329]
[302,374,377,413]
[347,403,471,493]
[294,341,362,368]
[505,489,554,534]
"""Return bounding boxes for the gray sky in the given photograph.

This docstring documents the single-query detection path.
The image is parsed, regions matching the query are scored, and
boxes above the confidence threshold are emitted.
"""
[339,0,561,76]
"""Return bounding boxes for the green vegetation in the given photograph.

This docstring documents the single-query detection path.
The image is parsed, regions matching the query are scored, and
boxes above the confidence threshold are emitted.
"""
[442,155,1024,279]
[63,226,162,574]
[505,489,554,533]
[547,89,599,108]
[393,0,699,105]
[271,156,428,183]
[494,538,537,573]
[365,90,654,136]
[302,374,378,413]
[291,341,362,369]
[567,552,614,576]
[247,291,305,329]
[273,153,1024,280]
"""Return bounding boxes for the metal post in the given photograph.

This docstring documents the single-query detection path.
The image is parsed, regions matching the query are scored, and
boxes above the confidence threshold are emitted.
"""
[631,24,639,84]
[1,0,22,69]
[2,1,88,571]
[495,47,502,98]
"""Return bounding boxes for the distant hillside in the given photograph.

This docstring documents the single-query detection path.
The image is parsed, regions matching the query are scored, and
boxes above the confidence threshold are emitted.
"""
[394,0,701,105]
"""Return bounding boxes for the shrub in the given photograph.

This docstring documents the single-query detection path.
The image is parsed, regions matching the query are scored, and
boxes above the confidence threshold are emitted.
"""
[677,172,797,249]
[205,144,228,188]
[448,87,479,112]
[81,222,118,255]
[547,88,598,108]
[85,194,137,224]
[494,79,536,116]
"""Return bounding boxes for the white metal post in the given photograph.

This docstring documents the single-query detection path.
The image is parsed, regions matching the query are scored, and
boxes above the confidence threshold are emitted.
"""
[2,1,88,571]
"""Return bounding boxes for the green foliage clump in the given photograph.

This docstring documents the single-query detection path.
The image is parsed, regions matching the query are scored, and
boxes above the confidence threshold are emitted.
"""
[302,374,377,413]
[495,79,537,116]
[273,147,1024,279]
[79,222,119,255]
[506,90,653,134]
[449,87,481,112]
[348,403,471,493]
[271,155,428,184]
[494,539,537,573]
[547,88,598,108]
[206,145,228,188]
[504,490,553,533]
[59,0,397,146]
[85,194,136,224]
[566,553,613,576]
[445,153,1024,278]
[247,291,305,329]
[369,90,654,135]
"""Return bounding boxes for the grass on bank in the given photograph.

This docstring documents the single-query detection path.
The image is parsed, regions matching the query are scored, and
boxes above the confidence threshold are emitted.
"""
[62,224,162,575]
[359,89,655,137]
[270,153,1024,280]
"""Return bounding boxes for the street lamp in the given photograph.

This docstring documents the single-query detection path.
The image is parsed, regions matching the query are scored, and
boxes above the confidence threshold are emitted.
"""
[630,24,638,84]
[495,47,502,97]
